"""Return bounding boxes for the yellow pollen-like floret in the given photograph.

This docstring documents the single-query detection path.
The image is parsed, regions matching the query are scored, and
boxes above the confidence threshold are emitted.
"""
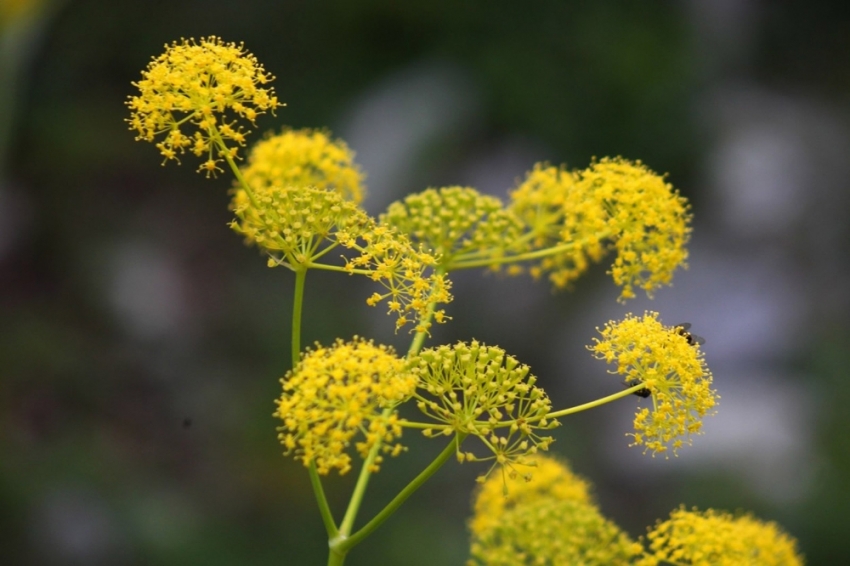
[508,158,691,300]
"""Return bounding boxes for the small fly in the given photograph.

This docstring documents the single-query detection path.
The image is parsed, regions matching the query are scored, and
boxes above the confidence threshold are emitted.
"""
[625,323,706,398]
[673,323,705,347]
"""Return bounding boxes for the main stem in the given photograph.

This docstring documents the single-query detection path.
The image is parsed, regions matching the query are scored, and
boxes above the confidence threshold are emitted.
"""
[328,270,447,565]
[333,433,467,555]
[291,268,338,540]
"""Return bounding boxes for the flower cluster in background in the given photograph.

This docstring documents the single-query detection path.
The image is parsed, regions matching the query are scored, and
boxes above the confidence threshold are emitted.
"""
[468,456,642,565]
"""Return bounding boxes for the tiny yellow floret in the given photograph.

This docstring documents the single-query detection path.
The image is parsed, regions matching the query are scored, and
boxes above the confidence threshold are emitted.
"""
[589,312,717,456]
[507,158,691,300]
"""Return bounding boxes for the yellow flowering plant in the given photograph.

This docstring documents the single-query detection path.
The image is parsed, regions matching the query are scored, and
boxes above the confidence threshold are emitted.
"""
[128,37,804,565]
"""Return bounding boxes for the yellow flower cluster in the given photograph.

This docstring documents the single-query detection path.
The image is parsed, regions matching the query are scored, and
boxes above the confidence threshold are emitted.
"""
[239,129,365,203]
[347,224,452,333]
[127,36,280,176]
[589,312,717,456]
[274,338,416,475]
[229,184,369,268]
[382,186,524,266]
[468,456,642,565]
[578,158,691,300]
[508,163,606,286]
[507,158,691,300]
[409,341,558,474]
[638,507,804,566]
[469,456,591,535]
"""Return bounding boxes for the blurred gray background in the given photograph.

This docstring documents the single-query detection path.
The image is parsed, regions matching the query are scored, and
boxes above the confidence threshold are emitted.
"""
[2,0,849,564]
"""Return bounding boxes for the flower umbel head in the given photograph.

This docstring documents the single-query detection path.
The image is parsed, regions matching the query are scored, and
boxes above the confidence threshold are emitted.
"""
[638,507,804,566]
[409,341,558,476]
[346,223,452,333]
[468,456,642,565]
[589,312,717,456]
[240,129,365,203]
[508,164,606,285]
[576,158,691,300]
[507,158,691,300]
[274,337,416,475]
[383,186,525,267]
[469,455,592,535]
[127,36,280,174]
[229,184,370,267]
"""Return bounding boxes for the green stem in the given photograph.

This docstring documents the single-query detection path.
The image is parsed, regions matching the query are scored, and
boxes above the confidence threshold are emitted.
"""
[290,267,338,539]
[545,384,645,420]
[407,266,445,357]
[446,236,608,271]
[327,547,347,566]
[306,261,372,276]
[486,384,647,429]
[338,407,392,536]
[333,434,467,554]
[212,132,263,212]
[327,268,446,563]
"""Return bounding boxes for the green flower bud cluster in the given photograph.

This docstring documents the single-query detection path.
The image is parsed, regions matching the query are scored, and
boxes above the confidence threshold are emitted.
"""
[409,341,557,474]
[382,186,525,265]
[230,184,370,268]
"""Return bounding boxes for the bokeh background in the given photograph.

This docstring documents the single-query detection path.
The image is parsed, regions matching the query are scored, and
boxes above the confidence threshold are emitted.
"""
[2,0,850,564]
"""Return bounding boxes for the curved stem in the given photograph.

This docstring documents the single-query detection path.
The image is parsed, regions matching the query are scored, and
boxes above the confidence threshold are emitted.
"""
[545,384,645,420]
[333,434,467,554]
[328,268,446,561]
[217,134,259,207]
[473,384,647,431]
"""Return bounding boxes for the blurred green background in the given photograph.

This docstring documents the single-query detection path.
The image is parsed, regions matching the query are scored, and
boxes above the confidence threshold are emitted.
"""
[2,0,850,564]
